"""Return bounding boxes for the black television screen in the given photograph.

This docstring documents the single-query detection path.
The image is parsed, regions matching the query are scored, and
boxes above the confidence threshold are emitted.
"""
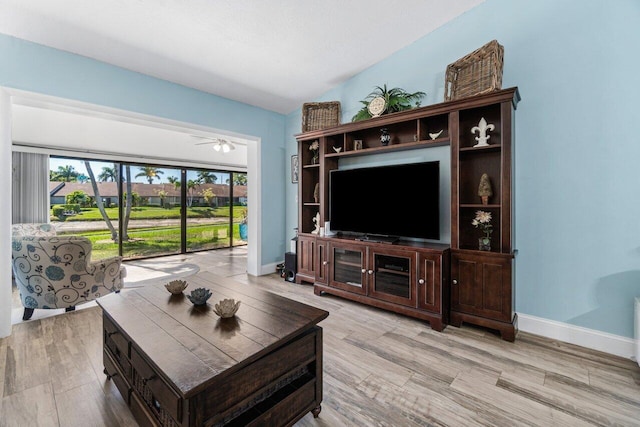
[329,161,440,240]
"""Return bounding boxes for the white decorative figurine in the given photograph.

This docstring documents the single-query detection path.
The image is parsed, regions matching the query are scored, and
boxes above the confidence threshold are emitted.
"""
[428,130,443,140]
[311,212,321,235]
[471,117,495,147]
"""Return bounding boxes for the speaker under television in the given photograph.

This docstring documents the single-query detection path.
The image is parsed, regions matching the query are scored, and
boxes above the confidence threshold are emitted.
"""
[284,252,297,283]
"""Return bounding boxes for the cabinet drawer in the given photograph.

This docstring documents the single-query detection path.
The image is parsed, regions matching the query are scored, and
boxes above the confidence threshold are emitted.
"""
[131,347,182,424]
[104,316,131,376]
[103,350,130,405]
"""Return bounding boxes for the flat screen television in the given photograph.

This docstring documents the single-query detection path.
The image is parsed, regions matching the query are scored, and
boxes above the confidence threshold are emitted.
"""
[329,161,440,240]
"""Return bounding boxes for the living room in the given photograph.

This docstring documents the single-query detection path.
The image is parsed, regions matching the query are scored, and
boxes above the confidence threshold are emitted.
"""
[2,0,640,425]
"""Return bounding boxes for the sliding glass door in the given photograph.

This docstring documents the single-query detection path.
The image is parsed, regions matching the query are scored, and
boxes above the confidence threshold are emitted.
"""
[185,170,229,251]
[50,158,120,259]
[120,165,183,259]
[48,155,246,260]
[232,172,248,247]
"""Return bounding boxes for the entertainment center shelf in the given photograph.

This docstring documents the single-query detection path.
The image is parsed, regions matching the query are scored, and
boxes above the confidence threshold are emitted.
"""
[296,87,519,341]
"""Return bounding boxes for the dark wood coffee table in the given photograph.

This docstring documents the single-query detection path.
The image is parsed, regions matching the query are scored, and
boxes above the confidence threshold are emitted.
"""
[97,271,329,426]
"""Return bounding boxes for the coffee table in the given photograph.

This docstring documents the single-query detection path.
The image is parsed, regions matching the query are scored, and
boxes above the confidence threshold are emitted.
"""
[98,272,329,426]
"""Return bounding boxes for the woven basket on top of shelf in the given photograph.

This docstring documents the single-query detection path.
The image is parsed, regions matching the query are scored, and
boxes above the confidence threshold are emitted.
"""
[444,40,504,102]
[301,101,341,132]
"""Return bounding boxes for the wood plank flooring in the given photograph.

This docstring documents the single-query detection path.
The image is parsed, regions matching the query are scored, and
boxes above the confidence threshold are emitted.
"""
[3,250,640,426]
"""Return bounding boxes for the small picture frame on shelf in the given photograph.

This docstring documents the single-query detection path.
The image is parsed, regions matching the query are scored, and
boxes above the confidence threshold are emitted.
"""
[354,140,363,151]
[291,155,299,183]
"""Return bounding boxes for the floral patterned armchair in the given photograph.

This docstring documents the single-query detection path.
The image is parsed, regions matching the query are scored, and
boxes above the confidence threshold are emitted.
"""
[11,232,126,320]
[11,222,57,237]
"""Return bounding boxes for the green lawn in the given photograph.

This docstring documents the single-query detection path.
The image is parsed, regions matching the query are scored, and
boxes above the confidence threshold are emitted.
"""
[60,223,246,259]
[53,205,245,222]
[52,205,247,258]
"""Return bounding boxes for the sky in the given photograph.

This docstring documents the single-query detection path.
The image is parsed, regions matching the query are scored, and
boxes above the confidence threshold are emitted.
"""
[49,157,230,184]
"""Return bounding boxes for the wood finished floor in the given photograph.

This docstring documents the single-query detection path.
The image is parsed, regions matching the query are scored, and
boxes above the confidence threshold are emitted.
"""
[3,250,640,426]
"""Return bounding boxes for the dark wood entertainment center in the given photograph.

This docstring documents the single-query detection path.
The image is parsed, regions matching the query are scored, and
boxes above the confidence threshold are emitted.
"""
[296,88,520,341]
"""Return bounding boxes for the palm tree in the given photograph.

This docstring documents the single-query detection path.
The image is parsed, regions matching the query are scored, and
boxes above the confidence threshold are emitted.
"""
[85,161,118,241]
[122,166,133,241]
[51,165,79,182]
[98,166,117,182]
[135,166,164,184]
[186,179,198,207]
[231,173,247,186]
[196,171,217,184]
[167,176,179,185]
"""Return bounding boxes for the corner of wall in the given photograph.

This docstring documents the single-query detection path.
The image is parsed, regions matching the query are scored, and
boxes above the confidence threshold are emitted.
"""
[0,88,13,338]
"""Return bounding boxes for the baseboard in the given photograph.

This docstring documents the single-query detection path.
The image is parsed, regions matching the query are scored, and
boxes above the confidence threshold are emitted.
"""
[518,313,636,361]
[259,261,281,276]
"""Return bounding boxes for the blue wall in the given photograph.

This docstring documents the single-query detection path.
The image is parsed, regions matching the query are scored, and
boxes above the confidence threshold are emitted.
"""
[0,34,287,267]
[285,0,640,338]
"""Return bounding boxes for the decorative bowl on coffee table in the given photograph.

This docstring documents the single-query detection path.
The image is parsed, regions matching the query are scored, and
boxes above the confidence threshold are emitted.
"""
[164,280,188,295]
[187,288,212,306]
[213,299,241,318]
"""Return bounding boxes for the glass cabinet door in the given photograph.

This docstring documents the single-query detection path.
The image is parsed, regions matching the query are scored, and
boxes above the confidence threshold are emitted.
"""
[369,250,416,307]
[329,244,366,295]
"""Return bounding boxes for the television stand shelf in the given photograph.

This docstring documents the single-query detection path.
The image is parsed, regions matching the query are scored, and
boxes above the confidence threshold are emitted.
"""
[310,235,450,331]
[354,235,399,244]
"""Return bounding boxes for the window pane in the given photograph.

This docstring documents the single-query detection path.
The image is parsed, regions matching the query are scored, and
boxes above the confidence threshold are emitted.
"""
[186,170,231,251]
[233,172,248,247]
[121,165,182,259]
[50,158,120,259]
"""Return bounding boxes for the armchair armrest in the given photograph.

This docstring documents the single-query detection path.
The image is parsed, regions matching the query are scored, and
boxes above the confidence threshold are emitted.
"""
[87,256,126,290]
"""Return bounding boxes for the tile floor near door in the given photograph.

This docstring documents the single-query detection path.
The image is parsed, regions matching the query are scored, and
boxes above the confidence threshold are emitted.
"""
[4,248,640,426]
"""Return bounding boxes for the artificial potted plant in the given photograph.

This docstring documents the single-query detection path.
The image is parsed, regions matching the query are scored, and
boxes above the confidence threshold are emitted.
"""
[352,84,426,122]
[472,210,493,251]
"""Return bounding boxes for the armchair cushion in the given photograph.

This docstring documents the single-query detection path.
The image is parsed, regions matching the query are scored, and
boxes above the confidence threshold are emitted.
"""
[11,235,125,310]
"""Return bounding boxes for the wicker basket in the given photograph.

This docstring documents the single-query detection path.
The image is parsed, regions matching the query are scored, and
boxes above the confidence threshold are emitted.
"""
[301,101,341,132]
[444,40,504,101]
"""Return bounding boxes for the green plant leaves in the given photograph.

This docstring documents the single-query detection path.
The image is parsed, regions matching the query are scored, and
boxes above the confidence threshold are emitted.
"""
[351,84,426,122]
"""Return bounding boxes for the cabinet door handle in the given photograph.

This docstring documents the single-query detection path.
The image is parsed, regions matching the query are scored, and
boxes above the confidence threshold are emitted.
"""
[418,279,425,285]
[142,374,157,385]
[368,270,374,275]
[361,268,367,273]
[323,261,328,265]
[452,279,458,285]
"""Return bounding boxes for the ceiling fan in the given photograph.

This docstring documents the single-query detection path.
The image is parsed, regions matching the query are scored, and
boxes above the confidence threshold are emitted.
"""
[191,136,236,153]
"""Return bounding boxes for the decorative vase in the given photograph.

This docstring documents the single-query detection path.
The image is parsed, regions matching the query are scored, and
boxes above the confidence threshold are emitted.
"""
[380,128,391,146]
[479,237,491,251]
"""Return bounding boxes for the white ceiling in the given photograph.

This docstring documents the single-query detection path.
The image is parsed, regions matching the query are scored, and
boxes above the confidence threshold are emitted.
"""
[11,102,250,170]
[0,0,484,114]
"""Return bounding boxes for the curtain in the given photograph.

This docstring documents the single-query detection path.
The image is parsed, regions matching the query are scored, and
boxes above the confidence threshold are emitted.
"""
[12,152,49,224]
